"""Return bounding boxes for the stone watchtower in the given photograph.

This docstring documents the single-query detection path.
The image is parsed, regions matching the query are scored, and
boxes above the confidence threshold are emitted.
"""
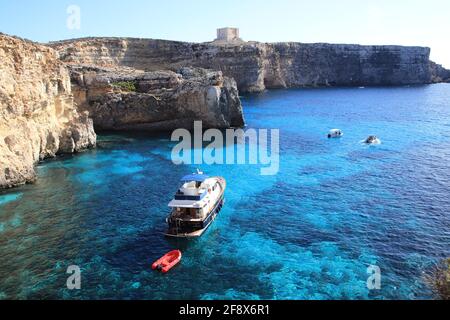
[215,27,242,42]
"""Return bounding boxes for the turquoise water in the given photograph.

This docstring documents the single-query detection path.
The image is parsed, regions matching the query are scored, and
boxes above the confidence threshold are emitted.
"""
[1,85,450,300]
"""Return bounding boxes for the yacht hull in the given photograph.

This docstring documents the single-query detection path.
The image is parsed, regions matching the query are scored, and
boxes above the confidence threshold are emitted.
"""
[165,177,226,238]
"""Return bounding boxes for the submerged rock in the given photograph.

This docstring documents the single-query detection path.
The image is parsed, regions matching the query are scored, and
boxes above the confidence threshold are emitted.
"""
[425,258,450,300]
[0,34,96,189]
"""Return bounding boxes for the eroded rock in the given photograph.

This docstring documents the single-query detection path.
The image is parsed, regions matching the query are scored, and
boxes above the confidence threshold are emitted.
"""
[0,34,96,189]
[69,65,245,131]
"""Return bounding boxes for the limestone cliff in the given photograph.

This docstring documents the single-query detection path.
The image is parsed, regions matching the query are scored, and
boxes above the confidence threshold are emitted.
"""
[50,38,444,93]
[0,34,96,189]
[69,65,244,131]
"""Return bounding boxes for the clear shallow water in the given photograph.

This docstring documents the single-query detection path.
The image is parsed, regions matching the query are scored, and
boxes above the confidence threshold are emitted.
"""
[1,85,450,300]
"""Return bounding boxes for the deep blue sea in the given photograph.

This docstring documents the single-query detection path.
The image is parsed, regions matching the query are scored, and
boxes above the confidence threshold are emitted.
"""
[1,85,450,300]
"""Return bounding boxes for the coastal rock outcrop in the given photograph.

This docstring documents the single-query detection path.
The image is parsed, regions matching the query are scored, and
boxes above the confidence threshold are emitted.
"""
[430,61,450,83]
[69,65,244,131]
[0,34,96,189]
[50,38,443,92]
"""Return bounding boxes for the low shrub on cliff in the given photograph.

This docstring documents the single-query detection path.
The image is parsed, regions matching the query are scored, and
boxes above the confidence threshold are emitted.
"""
[425,258,450,300]
[112,81,137,92]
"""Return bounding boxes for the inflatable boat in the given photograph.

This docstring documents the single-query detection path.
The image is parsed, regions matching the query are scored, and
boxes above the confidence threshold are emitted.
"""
[152,250,182,273]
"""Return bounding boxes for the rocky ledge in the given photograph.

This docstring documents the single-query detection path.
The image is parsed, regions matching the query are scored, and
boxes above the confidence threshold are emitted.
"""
[0,34,96,189]
[69,65,245,131]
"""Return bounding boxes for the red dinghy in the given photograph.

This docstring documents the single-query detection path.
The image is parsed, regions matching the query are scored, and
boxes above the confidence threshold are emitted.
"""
[152,250,182,273]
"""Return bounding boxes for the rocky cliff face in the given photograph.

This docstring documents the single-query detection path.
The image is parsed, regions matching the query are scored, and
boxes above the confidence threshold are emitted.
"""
[69,65,244,131]
[268,43,432,87]
[0,34,96,189]
[50,38,441,92]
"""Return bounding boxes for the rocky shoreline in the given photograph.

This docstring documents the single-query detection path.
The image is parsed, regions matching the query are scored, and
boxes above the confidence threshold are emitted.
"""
[0,34,246,189]
[1,32,450,189]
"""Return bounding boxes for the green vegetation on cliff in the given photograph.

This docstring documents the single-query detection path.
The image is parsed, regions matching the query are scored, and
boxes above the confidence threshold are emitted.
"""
[112,81,137,92]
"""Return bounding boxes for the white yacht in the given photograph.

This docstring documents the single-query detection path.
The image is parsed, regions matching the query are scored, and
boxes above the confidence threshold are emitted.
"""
[165,171,226,238]
[328,129,344,138]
